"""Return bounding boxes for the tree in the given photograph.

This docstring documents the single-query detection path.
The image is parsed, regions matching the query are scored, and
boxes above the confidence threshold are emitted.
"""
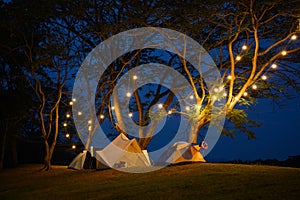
[62,0,300,154]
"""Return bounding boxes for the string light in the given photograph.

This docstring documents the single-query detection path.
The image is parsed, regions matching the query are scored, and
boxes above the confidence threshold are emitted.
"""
[227,75,232,80]
[243,92,248,97]
[88,120,92,124]
[213,88,219,93]
[223,92,227,97]
[63,123,67,127]
[236,55,242,61]
[252,84,258,90]
[128,113,133,117]
[72,145,76,149]
[133,75,138,80]
[168,110,172,115]
[72,98,76,102]
[271,64,277,69]
[189,95,194,100]
[66,114,70,118]
[242,45,247,50]
[196,105,201,110]
[281,50,287,56]
[88,126,92,131]
[78,111,82,116]
[111,106,115,110]
[185,106,190,111]
[158,104,163,109]
[69,101,73,105]
[291,35,297,40]
[262,75,267,80]
[66,133,70,138]
[126,92,131,97]
[100,114,104,119]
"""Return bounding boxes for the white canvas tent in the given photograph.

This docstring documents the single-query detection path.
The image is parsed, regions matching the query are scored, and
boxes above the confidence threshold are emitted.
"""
[156,141,206,165]
[68,150,88,170]
[95,133,151,169]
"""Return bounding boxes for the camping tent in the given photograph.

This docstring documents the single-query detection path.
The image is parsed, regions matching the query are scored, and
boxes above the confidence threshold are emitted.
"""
[68,150,87,170]
[95,133,151,169]
[156,141,206,165]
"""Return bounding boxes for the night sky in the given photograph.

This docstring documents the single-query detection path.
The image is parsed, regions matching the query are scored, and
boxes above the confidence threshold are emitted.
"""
[207,98,300,161]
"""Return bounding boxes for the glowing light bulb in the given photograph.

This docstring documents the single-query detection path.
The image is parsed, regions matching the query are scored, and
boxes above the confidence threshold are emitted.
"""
[281,50,287,56]
[262,75,267,80]
[111,106,115,110]
[69,101,73,105]
[227,75,232,80]
[133,75,138,80]
[72,98,76,102]
[189,95,194,100]
[78,111,82,116]
[223,92,228,97]
[291,35,297,40]
[65,133,70,138]
[66,114,70,118]
[243,92,248,97]
[126,92,131,97]
[72,145,76,149]
[88,120,92,124]
[168,110,172,115]
[158,104,163,109]
[88,126,92,131]
[63,123,67,127]
[214,88,219,93]
[219,86,224,91]
[185,106,190,111]
[236,55,241,61]
[252,84,258,90]
[271,64,277,69]
[196,105,201,109]
[100,114,104,119]
[242,45,247,50]
[128,113,133,117]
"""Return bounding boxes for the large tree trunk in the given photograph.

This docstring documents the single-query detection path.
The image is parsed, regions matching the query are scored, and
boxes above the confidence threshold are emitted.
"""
[43,140,51,170]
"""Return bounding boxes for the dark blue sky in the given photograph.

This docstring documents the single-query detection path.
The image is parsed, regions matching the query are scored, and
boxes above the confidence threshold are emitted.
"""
[206,98,300,161]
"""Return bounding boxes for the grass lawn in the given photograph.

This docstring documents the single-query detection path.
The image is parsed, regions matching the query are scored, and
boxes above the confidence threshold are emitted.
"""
[0,163,299,199]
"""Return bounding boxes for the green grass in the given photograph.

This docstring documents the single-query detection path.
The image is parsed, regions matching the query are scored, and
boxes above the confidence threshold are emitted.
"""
[1,163,300,199]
